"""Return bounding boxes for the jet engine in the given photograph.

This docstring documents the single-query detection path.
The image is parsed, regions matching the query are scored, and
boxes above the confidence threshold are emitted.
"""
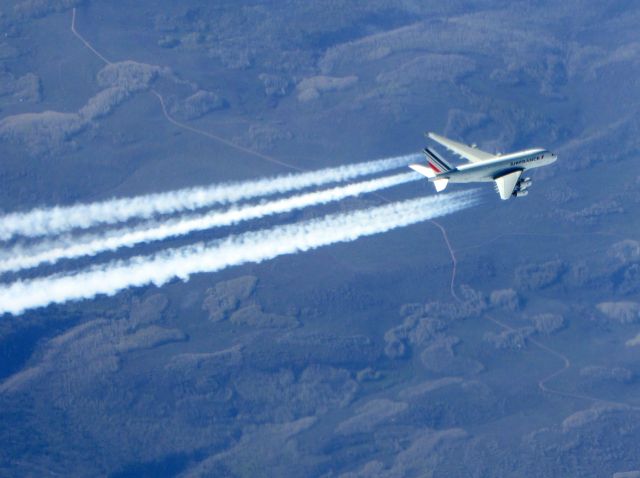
[517,178,532,191]
[514,190,529,197]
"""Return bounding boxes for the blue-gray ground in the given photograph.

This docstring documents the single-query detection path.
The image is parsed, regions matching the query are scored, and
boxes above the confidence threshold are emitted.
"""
[1,1,640,476]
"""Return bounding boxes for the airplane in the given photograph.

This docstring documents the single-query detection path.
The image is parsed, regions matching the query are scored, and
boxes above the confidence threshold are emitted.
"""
[409,132,557,200]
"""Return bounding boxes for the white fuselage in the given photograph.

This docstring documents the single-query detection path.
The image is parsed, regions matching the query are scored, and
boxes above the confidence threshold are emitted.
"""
[435,148,557,183]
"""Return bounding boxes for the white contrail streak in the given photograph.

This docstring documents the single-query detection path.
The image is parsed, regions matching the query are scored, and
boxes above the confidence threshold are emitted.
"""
[0,172,421,274]
[0,191,479,315]
[0,154,418,241]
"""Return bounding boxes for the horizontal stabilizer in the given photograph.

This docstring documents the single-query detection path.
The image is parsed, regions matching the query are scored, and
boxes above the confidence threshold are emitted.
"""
[433,178,449,192]
[409,164,448,192]
[409,163,435,178]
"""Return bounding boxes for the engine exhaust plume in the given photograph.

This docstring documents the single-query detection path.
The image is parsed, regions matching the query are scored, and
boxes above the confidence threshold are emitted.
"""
[0,154,418,240]
[0,172,420,274]
[0,190,479,315]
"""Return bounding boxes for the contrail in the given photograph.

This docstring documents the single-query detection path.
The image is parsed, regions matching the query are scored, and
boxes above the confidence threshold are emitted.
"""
[0,191,479,315]
[1,172,421,273]
[0,172,421,273]
[0,154,418,241]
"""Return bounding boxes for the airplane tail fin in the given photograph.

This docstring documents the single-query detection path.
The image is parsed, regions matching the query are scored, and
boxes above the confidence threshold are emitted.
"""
[423,147,453,173]
[408,163,449,192]
[408,147,452,193]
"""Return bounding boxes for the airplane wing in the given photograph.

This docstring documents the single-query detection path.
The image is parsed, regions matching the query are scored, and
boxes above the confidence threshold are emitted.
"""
[427,132,495,163]
[494,170,523,200]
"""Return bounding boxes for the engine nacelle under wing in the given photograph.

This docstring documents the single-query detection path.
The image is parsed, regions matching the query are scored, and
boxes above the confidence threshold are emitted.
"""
[520,178,532,188]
